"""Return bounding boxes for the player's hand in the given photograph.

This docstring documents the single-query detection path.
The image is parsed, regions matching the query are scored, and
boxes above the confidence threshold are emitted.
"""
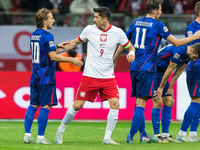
[193,30,200,39]
[127,54,135,63]
[72,58,84,67]
[57,41,70,48]
[165,88,174,98]
[153,87,163,100]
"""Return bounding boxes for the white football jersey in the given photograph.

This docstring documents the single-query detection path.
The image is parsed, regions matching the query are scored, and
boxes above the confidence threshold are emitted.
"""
[78,24,130,78]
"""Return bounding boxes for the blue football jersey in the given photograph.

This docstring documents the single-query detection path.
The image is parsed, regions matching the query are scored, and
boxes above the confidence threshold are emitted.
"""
[30,29,57,85]
[126,17,171,72]
[185,20,200,72]
[156,44,189,78]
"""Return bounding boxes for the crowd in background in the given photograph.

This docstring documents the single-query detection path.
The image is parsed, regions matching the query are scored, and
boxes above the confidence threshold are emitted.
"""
[0,0,199,16]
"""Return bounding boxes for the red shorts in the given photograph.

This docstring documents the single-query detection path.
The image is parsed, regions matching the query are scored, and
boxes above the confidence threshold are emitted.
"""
[76,76,119,102]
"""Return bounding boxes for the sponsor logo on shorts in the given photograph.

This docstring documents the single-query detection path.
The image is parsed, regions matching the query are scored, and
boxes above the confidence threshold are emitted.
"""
[80,91,85,97]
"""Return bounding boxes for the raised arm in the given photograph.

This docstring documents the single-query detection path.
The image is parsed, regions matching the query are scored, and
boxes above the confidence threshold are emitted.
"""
[166,30,200,47]
[154,61,177,100]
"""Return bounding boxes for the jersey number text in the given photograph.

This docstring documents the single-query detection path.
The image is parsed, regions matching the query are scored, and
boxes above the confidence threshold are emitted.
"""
[134,27,146,49]
[31,42,40,63]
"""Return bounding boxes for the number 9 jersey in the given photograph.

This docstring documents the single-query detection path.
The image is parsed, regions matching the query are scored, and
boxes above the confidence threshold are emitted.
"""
[30,29,57,85]
[126,17,171,73]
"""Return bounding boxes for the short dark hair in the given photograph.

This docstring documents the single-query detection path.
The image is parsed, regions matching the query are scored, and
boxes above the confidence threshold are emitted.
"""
[145,0,161,14]
[93,7,111,20]
[35,7,51,28]
[194,2,200,17]
[191,43,200,58]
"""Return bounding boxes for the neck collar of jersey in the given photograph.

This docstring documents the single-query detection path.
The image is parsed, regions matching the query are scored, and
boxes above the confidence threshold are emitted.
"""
[98,24,112,32]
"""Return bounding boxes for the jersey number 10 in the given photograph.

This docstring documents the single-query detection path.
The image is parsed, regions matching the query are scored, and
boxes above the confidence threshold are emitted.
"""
[134,27,146,49]
[31,42,40,63]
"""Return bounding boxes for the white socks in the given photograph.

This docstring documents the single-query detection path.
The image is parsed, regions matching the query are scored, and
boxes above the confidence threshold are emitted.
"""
[178,130,186,136]
[104,109,119,140]
[162,133,169,138]
[58,105,78,132]
[189,131,197,137]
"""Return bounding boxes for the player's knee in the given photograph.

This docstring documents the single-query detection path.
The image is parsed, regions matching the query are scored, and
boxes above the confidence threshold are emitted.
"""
[73,103,83,111]
[109,99,120,109]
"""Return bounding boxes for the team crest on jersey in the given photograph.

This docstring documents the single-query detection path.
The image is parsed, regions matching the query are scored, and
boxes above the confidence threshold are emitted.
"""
[49,41,55,47]
[100,34,107,42]
[187,31,193,37]
[80,91,86,97]
[173,53,180,59]
[163,27,169,33]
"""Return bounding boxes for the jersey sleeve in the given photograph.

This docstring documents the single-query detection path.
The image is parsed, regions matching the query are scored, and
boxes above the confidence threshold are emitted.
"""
[170,47,185,64]
[118,28,130,48]
[157,22,171,39]
[185,25,199,46]
[78,25,90,42]
[45,33,56,53]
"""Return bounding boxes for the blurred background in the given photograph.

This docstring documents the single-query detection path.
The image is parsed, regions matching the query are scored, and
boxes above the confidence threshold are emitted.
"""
[0,0,197,121]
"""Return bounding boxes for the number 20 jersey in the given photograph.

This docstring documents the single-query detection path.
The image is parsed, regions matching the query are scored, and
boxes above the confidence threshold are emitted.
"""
[78,24,130,79]
[30,29,57,85]
[126,17,171,73]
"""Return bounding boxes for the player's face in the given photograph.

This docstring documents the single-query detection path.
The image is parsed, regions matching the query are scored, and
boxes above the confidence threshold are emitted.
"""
[155,4,162,20]
[188,49,199,61]
[93,12,105,28]
[45,13,55,29]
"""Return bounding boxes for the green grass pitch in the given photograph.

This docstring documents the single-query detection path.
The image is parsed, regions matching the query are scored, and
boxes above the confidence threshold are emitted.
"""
[0,121,199,150]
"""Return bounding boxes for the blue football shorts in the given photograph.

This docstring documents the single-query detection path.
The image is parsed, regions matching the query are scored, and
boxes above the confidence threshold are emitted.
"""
[186,71,200,98]
[154,75,171,97]
[130,71,155,98]
[30,84,57,106]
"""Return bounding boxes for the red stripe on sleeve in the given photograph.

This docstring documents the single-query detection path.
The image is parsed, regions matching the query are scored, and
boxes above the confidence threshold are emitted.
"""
[78,36,84,42]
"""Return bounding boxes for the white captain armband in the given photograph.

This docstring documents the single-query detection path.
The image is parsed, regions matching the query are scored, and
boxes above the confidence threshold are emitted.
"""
[128,50,135,56]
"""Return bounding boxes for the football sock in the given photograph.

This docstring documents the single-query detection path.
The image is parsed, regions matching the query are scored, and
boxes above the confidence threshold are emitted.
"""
[24,105,37,134]
[37,135,44,140]
[62,105,78,125]
[151,108,161,135]
[135,104,147,136]
[129,107,144,138]
[38,107,49,136]
[104,109,119,140]
[180,102,200,132]
[178,130,186,136]
[189,131,197,137]
[162,105,172,134]
[190,108,200,132]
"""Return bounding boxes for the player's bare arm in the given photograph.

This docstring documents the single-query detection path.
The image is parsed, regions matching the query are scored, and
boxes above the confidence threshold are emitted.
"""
[166,30,200,47]
[154,61,177,100]
[165,63,187,96]
[113,45,125,66]
[56,38,83,54]
[48,51,83,67]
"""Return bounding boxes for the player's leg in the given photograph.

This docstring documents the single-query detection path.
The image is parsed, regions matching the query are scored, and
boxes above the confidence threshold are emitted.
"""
[176,101,200,142]
[36,84,57,144]
[177,71,200,142]
[100,78,120,145]
[189,97,200,141]
[55,99,85,144]
[162,96,180,142]
[151,97,168,142]
[56,76,98,144]
[24,84,39,144]
[102,98,120,145]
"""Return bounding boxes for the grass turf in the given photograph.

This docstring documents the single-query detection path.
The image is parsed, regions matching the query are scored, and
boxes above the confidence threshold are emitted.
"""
[0,121,199,150]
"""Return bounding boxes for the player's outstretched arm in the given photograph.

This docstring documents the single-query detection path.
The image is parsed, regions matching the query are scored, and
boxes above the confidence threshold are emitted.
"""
[166,30,200,47]
[48,51,84,67]
[154,61,177,100]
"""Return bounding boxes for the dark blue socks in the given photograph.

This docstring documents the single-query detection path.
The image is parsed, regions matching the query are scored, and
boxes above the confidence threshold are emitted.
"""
[24,105,37,133]
[151,108,161,135]
[162,105,172,133]
[38,108,50,136]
